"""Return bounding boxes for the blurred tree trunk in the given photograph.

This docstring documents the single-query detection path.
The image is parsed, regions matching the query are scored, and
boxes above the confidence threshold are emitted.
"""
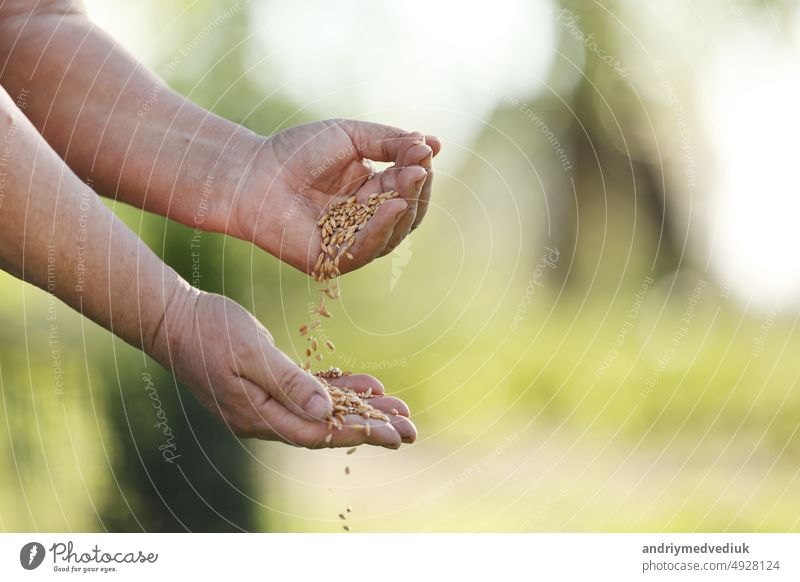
[564,77,681,284]
[555,0,681,287]
[100,222,256,532]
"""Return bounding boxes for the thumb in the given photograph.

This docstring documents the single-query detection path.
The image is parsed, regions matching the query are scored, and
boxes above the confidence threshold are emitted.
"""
[337,119,421,163]
[244,341,333,422]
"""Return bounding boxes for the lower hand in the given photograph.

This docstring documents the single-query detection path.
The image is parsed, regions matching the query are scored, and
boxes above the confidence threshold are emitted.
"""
[164,290,417,448]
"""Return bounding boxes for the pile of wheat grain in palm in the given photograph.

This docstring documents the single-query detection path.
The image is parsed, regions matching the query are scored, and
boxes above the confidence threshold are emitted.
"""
[297,191,400,532]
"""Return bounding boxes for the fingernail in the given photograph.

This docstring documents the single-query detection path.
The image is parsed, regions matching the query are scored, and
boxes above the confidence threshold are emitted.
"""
[304,393,331,420]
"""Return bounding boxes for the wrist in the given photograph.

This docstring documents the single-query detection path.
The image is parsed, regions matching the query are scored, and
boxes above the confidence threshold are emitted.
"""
[145,273,201,370]
[175,127,264,238]
[206,130,272,240]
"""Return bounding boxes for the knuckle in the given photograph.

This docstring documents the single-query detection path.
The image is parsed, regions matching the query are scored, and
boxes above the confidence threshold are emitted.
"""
[276,364,308,404]
[229,418,258,439]
[260,327,275,346]
[328,118,348,134]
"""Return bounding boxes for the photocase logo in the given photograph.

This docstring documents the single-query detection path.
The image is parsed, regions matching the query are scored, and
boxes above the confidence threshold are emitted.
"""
[19,542,45,570]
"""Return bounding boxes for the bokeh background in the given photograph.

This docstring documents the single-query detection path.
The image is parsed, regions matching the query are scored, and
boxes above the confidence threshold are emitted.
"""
[2,0,800,532]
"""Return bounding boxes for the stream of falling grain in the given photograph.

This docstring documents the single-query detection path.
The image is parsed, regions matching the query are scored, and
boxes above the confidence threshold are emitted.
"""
[298,191,400,532]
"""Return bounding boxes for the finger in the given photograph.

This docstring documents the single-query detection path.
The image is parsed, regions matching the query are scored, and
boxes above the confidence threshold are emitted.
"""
[336,197,407,274]
[332,386,414,443]
[350,164,405,204]
[367,395,410,417]
[335,414,411,447]
[379,166,426,256]
[338,120,423,163]
[326,373,386,396]
[403,141,433,170]
[408,136,437,230]
[345,416,402,449]
[322,374,412,441]
[258,398,403,449]
[395,131,425,168]
[323,415,400,449]
[400,138,434,232]
[411,167,434,231]
[387,414,417,443]
[241,341,333,422]
[424,135,442,157]
[252,398,365,447]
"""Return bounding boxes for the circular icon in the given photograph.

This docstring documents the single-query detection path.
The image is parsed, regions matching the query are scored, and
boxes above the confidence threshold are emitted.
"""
[19,542,45,570]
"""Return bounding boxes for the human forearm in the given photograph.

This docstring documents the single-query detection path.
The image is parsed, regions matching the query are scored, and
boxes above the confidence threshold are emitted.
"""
[0,0,254,234]
[0,84,190,365]
[0,1,441,279]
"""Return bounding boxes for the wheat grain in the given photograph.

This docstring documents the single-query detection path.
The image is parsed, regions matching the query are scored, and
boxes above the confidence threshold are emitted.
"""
[312,191,399,284]
[312,368,389,429]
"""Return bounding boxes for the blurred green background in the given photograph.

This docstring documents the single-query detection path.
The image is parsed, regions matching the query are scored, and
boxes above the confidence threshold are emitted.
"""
[2,0,800,532]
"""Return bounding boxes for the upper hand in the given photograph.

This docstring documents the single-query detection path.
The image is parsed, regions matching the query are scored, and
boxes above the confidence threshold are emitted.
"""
[232,119,441,275]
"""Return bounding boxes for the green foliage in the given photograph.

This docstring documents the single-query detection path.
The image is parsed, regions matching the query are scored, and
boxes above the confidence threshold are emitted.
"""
[1,0,799,533]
